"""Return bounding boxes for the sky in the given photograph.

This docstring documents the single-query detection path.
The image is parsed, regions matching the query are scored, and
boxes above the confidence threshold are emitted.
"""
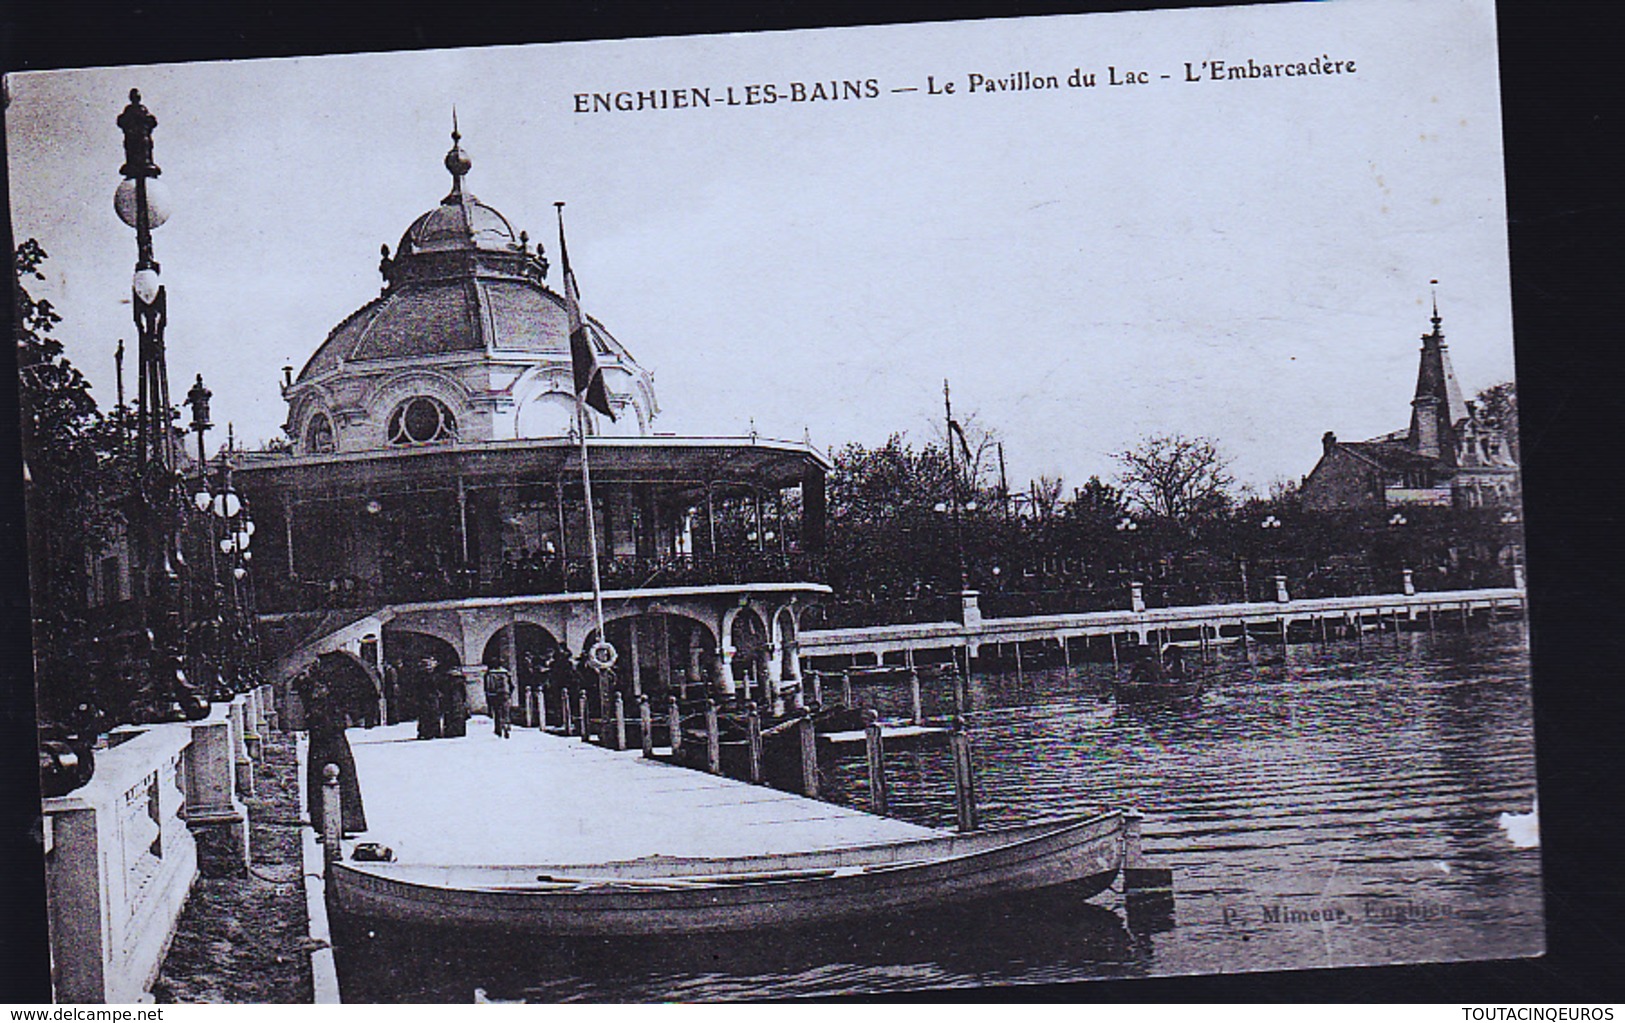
[5,0,1515,495]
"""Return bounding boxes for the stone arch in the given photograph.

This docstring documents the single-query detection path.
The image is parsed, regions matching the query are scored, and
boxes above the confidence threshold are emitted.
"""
[772,603,802,684]
[578,610,719,700]
[725,605,770,692]
[379,628,463,726]
[365,368,475,446]
[311,650,384,725]
[515,390,578,439]
[479,622,560,673]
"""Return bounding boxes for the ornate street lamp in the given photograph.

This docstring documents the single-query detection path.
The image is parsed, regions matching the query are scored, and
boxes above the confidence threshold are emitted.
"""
[115,88,205,723]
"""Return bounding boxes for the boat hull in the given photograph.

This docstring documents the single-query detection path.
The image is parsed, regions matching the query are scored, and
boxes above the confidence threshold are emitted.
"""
[330,812,1129,936]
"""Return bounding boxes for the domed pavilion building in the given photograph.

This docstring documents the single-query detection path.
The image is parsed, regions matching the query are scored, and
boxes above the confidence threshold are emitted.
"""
[234,129,829,726]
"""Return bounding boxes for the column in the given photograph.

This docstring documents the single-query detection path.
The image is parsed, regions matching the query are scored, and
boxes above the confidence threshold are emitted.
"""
[628,618,643,697]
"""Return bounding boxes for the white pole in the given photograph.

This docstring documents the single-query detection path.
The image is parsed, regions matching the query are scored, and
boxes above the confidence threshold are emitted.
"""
[576,401,608,648]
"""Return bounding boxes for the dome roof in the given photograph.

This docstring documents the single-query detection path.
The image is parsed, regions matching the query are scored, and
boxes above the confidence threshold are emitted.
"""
[287,124,658,443]
[297,277,636,382]
[399,195,519,254]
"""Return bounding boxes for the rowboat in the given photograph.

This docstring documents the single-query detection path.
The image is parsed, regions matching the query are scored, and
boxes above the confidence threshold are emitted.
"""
[329,810,1138,936]
[1111,672,1206,708]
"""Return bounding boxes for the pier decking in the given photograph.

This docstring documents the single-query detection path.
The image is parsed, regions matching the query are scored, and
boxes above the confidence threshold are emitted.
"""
[800,586,1525,661]
[341,723,935,866]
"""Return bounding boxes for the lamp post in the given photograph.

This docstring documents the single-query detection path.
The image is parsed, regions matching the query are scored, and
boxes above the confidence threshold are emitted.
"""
[115,87,202,722]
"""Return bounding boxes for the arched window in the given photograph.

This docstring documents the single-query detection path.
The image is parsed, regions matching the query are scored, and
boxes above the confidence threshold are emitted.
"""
[387,396,457,445]
[305,412,336,454]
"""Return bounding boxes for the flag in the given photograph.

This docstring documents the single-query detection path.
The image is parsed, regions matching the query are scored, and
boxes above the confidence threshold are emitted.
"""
[556,209,615,421]
[948,419,974,464]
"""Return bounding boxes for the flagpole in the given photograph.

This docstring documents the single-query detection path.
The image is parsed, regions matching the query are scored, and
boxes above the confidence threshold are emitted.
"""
[944,379,966,591]
[576,396,608,651]
[557,201,609,657]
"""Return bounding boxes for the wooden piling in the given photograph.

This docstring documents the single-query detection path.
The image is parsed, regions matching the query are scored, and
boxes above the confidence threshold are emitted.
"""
[811,671,824,707]
[705,699,721,774]
[1061,635,1071,668]
[639,694,653,758]
[863,709,888,816]
[949,723,979,833]
[579,689,591,743]
[667,695,683,754]
[527,686,541,729]
[1320,614,1330,647]
[908,669,923,726]
[1109,632,1119,670]
[841,670,853,709]
[797,714,819,798]
[746,701,764,785]
[613,692,627,751]
[562,687,574,735]
[321,763,343,864]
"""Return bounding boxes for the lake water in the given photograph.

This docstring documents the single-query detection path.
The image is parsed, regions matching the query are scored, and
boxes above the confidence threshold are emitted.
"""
[331,622,1543,1001]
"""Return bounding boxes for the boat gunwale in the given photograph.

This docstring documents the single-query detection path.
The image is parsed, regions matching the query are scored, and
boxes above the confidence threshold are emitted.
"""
[332,811,1124,895]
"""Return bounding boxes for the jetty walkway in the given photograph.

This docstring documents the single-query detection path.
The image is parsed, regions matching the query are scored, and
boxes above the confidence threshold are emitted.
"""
[340,723,934,865]
[800,584,1526,663]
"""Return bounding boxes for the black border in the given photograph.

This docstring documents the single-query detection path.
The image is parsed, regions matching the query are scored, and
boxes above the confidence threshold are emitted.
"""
[3,0,1620,1004]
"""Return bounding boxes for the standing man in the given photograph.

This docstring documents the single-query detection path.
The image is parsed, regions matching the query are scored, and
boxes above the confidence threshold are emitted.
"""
[484,667,514,739]
[442,663,469,738]
[415,654,443,740]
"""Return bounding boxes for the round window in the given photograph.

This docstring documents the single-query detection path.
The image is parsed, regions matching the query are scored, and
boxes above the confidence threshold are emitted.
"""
[388,396,456,445]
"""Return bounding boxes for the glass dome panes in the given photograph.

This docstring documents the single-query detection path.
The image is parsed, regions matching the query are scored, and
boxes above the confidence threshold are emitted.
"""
[388,396,457,445]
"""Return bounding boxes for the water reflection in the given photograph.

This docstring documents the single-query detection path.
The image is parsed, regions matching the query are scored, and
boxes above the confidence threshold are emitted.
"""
[332,624,1542,999]
[334,893,1156,1002]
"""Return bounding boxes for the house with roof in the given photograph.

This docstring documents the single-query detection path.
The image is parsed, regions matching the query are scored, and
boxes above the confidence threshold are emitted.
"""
[1301,300,1519,513]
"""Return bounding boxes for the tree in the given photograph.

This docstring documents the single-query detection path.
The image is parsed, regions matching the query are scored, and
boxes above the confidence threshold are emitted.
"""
[1475,380,1518,462]
[15,240,129,724]
[1113,433,1235,521]
[1026,474,1066,520]
[1063,475,1127,526]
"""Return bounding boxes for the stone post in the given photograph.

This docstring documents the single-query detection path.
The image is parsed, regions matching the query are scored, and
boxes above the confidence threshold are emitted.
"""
[746,701,764,784]
[185,707,248,875]
[798,714,819,798]
[228,698,255,798]
[705,699,721,774]
[321,764,343,864]
[1274,575,1290,603]
[1130,581,1146,613]
[1403,568,1416,596]
[667,694,683,755]
[960,590,982,627]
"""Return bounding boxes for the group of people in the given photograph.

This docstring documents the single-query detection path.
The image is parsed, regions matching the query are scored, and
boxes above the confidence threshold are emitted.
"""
[378,644,628,742]
[400,654,472,740]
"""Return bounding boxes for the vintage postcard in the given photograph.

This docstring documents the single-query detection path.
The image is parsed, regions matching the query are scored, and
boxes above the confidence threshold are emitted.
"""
[8,0,1539,1002]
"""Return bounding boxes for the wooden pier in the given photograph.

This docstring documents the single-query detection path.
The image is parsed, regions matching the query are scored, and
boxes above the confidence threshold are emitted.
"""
[800,585,1525,664]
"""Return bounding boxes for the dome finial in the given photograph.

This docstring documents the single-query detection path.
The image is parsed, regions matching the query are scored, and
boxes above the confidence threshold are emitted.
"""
[443,107,472,198]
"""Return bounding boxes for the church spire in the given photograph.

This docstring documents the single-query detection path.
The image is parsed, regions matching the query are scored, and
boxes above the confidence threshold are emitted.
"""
[1409,280,1470,463]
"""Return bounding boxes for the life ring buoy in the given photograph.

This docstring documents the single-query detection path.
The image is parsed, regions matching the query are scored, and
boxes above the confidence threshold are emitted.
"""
[587,641,618,672]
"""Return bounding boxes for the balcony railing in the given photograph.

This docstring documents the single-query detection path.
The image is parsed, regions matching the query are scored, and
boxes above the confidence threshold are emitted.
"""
[257,552,825,614]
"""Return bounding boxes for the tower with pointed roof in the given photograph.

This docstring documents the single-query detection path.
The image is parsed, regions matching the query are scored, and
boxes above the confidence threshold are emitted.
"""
[282,125,658,456]
[1302,292,1519,512]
